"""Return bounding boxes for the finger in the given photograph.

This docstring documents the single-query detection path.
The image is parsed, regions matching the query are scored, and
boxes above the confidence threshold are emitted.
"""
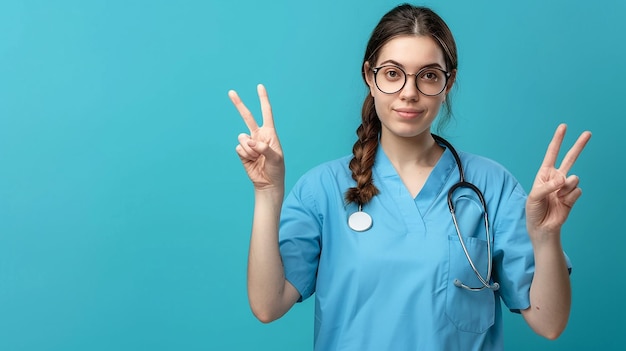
[251,140,282,163]
[237,133,260,159]
[236,132,281,163]
[235,144,254,161]
[540,124,567,168]
[558,131,592,174]
[257,84,275,129]
[556,175,580,197]
[560,187,583,207]
[529,171,566,201]
[228,89,259,132]
[236,139,260,162]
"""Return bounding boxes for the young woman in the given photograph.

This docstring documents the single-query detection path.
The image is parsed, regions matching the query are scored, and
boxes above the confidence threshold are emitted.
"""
[230,4,591,350]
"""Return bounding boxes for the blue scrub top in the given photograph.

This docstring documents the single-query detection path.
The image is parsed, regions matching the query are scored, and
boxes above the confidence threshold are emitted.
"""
[279,144,568,350]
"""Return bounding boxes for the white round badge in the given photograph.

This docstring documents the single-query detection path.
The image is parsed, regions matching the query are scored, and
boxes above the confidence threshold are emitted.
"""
[348,211,373,232]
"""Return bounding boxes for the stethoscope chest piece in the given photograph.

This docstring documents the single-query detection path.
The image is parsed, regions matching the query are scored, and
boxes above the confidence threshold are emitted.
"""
[348,206,372,232]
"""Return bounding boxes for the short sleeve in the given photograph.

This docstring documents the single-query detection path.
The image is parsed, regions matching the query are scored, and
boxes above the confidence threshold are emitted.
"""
[279,177,322,302]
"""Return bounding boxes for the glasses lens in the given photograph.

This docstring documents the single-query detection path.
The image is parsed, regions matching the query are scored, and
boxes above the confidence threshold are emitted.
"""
[416,68,447,96]
[375,66,406,94]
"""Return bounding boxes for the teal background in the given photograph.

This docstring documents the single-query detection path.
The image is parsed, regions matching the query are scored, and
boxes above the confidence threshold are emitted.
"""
[0,0,624,350]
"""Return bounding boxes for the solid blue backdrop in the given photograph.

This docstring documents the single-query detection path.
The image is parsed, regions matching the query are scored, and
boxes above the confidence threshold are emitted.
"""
[0,0,624,350]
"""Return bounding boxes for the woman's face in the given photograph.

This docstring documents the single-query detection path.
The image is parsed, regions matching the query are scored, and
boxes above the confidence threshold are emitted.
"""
[365,35,455,142]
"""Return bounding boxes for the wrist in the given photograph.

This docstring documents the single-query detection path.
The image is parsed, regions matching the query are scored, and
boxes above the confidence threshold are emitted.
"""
[528,229,563,252]
[254,186,285,204]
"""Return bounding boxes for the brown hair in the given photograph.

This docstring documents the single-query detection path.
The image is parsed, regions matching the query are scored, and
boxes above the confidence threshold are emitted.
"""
[345,4,458,206]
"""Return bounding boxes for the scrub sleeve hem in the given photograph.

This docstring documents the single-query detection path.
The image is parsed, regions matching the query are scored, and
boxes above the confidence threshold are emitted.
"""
[286,276,312,303]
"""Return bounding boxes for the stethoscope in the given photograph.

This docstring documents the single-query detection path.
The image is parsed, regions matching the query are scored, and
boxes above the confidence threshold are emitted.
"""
[347,134,500,292]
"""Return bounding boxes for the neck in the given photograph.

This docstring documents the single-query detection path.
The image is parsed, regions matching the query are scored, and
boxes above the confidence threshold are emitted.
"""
[380,131,443,168]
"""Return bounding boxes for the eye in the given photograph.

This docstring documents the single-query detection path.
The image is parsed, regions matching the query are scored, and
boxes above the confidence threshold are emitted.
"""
[380,66,403,81]
[420,70,441,82]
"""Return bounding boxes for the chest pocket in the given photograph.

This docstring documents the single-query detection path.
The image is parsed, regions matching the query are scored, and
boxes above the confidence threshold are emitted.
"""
[444,194,496,333]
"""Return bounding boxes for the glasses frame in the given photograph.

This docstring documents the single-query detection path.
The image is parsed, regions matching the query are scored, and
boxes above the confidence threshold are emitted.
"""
[372,65,451,96]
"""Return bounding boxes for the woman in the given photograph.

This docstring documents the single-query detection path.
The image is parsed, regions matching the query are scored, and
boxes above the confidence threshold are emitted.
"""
[230,4,591,350]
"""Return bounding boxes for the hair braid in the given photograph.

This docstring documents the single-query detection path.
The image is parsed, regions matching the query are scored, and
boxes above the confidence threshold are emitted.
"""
[345,95,381,205]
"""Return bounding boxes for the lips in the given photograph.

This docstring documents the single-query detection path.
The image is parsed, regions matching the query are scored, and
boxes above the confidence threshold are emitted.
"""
[394,108,423,119]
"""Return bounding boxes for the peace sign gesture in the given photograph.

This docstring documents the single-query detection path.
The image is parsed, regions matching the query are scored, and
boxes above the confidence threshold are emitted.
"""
[526,124,592,237]
[230,84,285,191]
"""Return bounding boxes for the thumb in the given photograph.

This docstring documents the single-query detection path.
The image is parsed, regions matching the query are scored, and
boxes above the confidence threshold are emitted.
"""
[247,139,282,163]
[530,173,566,201]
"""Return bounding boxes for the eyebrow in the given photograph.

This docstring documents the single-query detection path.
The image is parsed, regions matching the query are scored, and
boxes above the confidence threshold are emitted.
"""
[377,59,445,70]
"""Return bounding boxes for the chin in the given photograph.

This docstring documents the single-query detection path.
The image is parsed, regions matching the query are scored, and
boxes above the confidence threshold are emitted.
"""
[390,129,428,139]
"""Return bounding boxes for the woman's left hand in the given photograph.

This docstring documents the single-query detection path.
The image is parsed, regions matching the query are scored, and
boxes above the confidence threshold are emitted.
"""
[526,124,592,239]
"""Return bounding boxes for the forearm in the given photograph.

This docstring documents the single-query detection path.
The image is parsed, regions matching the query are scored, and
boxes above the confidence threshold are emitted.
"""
[521,232,572,339]
[246,187,295,322]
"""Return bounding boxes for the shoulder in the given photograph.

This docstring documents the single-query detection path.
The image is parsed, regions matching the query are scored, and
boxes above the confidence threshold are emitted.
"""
[457,150,526,195]
[297,155,353,184]
[458,151,510,173]
[283,155,354,216]
[289,154,354,195]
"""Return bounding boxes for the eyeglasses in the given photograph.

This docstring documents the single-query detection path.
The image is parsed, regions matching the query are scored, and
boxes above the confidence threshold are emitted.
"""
[372,65,451,96]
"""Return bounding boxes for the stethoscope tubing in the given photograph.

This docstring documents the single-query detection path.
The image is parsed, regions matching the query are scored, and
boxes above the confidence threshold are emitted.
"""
[434,134,499,292]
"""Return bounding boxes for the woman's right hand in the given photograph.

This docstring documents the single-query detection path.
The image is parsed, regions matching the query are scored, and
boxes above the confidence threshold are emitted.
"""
[230,85,299,322]
[230,84,285,191]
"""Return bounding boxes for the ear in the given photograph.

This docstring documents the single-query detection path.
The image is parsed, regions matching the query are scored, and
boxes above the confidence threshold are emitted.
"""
[441,69,457,103]
[445,69,457,94]
[363,61,375,97]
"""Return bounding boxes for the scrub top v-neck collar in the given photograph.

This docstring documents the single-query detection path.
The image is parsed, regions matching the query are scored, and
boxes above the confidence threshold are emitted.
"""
[372,142,457,227]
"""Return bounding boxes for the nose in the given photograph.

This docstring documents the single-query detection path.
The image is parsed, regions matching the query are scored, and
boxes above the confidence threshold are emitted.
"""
[399,73,420,101]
